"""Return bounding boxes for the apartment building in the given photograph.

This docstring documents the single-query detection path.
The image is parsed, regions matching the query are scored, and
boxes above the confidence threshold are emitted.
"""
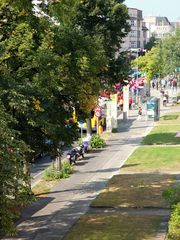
[144,16,173,40]
[121,8,148,51]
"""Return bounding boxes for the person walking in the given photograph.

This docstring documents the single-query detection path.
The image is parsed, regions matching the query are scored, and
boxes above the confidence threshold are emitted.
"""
[164,91,169,104]
[137,106,142,120]
[129,97,133,110]
[152,81,155,89]
[156,81,159,90]
[163,95,167,107]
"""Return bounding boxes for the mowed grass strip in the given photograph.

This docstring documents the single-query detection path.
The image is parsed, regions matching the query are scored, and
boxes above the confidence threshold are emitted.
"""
[121,146,180,172]
[141,125,180,145]
[91,174,175,208]
[64,213,161,240]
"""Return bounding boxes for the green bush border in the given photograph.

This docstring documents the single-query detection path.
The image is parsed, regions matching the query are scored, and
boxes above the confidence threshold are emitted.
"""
[43,162,72,181]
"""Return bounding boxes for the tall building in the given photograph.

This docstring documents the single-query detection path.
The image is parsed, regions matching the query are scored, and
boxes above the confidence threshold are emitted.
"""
[121,8,148,51]
[144,16,173,40]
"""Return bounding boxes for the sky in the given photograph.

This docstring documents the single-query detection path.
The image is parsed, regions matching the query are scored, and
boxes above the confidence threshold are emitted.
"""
[125,0,180,22]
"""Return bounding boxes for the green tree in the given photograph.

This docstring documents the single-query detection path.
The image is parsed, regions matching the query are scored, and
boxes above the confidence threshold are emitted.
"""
[0,1,130,234]
[133,29,180,83]
[132,47,162,81]
[35,0,131,137]
[0,101,30,236]
[160,29,180,77]
[145,35,158,51]
[75,0,131,86]
[0,1,79,235]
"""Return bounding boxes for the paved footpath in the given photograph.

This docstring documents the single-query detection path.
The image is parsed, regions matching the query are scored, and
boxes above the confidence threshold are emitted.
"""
[3,90,180,240]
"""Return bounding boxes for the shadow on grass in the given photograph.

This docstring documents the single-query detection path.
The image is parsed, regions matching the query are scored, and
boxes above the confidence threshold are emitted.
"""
[12,172,174,240]
[141,132,180,145]
[12,178,114,239]
[64,213,162,240]
[162,114,179,120]
[90,173,176,209]
[121,163,140,169]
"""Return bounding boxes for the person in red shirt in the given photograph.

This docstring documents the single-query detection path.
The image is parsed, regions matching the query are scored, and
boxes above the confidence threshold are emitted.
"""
[118,93,123,111]
[129,97,133,109]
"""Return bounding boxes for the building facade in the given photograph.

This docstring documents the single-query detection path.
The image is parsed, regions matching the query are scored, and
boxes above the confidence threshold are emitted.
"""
[121,8,148,51]
[144,16,173,40]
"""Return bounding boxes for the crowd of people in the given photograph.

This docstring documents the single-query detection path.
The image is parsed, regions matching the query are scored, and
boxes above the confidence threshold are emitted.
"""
[115,76,178,121]
[151,77,178,92]
[151,77,178,107]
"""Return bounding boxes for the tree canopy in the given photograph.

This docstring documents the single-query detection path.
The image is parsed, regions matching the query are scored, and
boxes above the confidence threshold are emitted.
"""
[0,0,130,235]
[132,29,180,81]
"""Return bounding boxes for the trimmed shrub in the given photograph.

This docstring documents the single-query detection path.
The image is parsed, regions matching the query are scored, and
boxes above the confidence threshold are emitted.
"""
[60,161,72,178]
[43,162,72,181]
[167,203,180,240]
[91,134,105,149]
[162,185,180,205]
[163,186,180,240]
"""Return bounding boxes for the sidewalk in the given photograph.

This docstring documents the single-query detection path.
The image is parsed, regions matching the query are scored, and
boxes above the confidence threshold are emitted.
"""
[3,108,156,240]
[3,92,180,240]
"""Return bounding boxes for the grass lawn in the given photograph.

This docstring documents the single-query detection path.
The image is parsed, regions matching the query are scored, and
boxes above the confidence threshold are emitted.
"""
[91,174,175,208]
[121,146,180,172]
[141,125,180,145]
[64,213,161,240]
[32,179,58,197]
[157,112,180,125]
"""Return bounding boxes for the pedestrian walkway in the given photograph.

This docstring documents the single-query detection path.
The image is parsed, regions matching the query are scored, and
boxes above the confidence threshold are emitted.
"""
[3,89,180,240]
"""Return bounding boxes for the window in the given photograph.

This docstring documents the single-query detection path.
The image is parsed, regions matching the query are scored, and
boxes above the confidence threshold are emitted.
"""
[131,20,135,26]
[130,41,137,48]
[130,30,136,37]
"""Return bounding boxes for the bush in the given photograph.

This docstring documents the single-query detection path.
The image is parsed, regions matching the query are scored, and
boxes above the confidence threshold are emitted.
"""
[91,134,105,149]
[43,162,72,181]
[163,186,180,240]
[162,185,180,205]
[60,161,72,178]
[167,203,180,240]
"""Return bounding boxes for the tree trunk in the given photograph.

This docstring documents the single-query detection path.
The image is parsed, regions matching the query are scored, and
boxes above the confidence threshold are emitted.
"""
[86,118,92,135]
[56,155,62,171]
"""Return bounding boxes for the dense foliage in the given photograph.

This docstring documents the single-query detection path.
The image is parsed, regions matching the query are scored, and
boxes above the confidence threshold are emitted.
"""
[167,203,180,240]
[163,186,180,240]
[0,102,30,236]
[75,0,131,86]
[91,134,105,149]
[132,28,180,81]
[0,0,130,235]
[43,162,72,180]
[144,35,158,50]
